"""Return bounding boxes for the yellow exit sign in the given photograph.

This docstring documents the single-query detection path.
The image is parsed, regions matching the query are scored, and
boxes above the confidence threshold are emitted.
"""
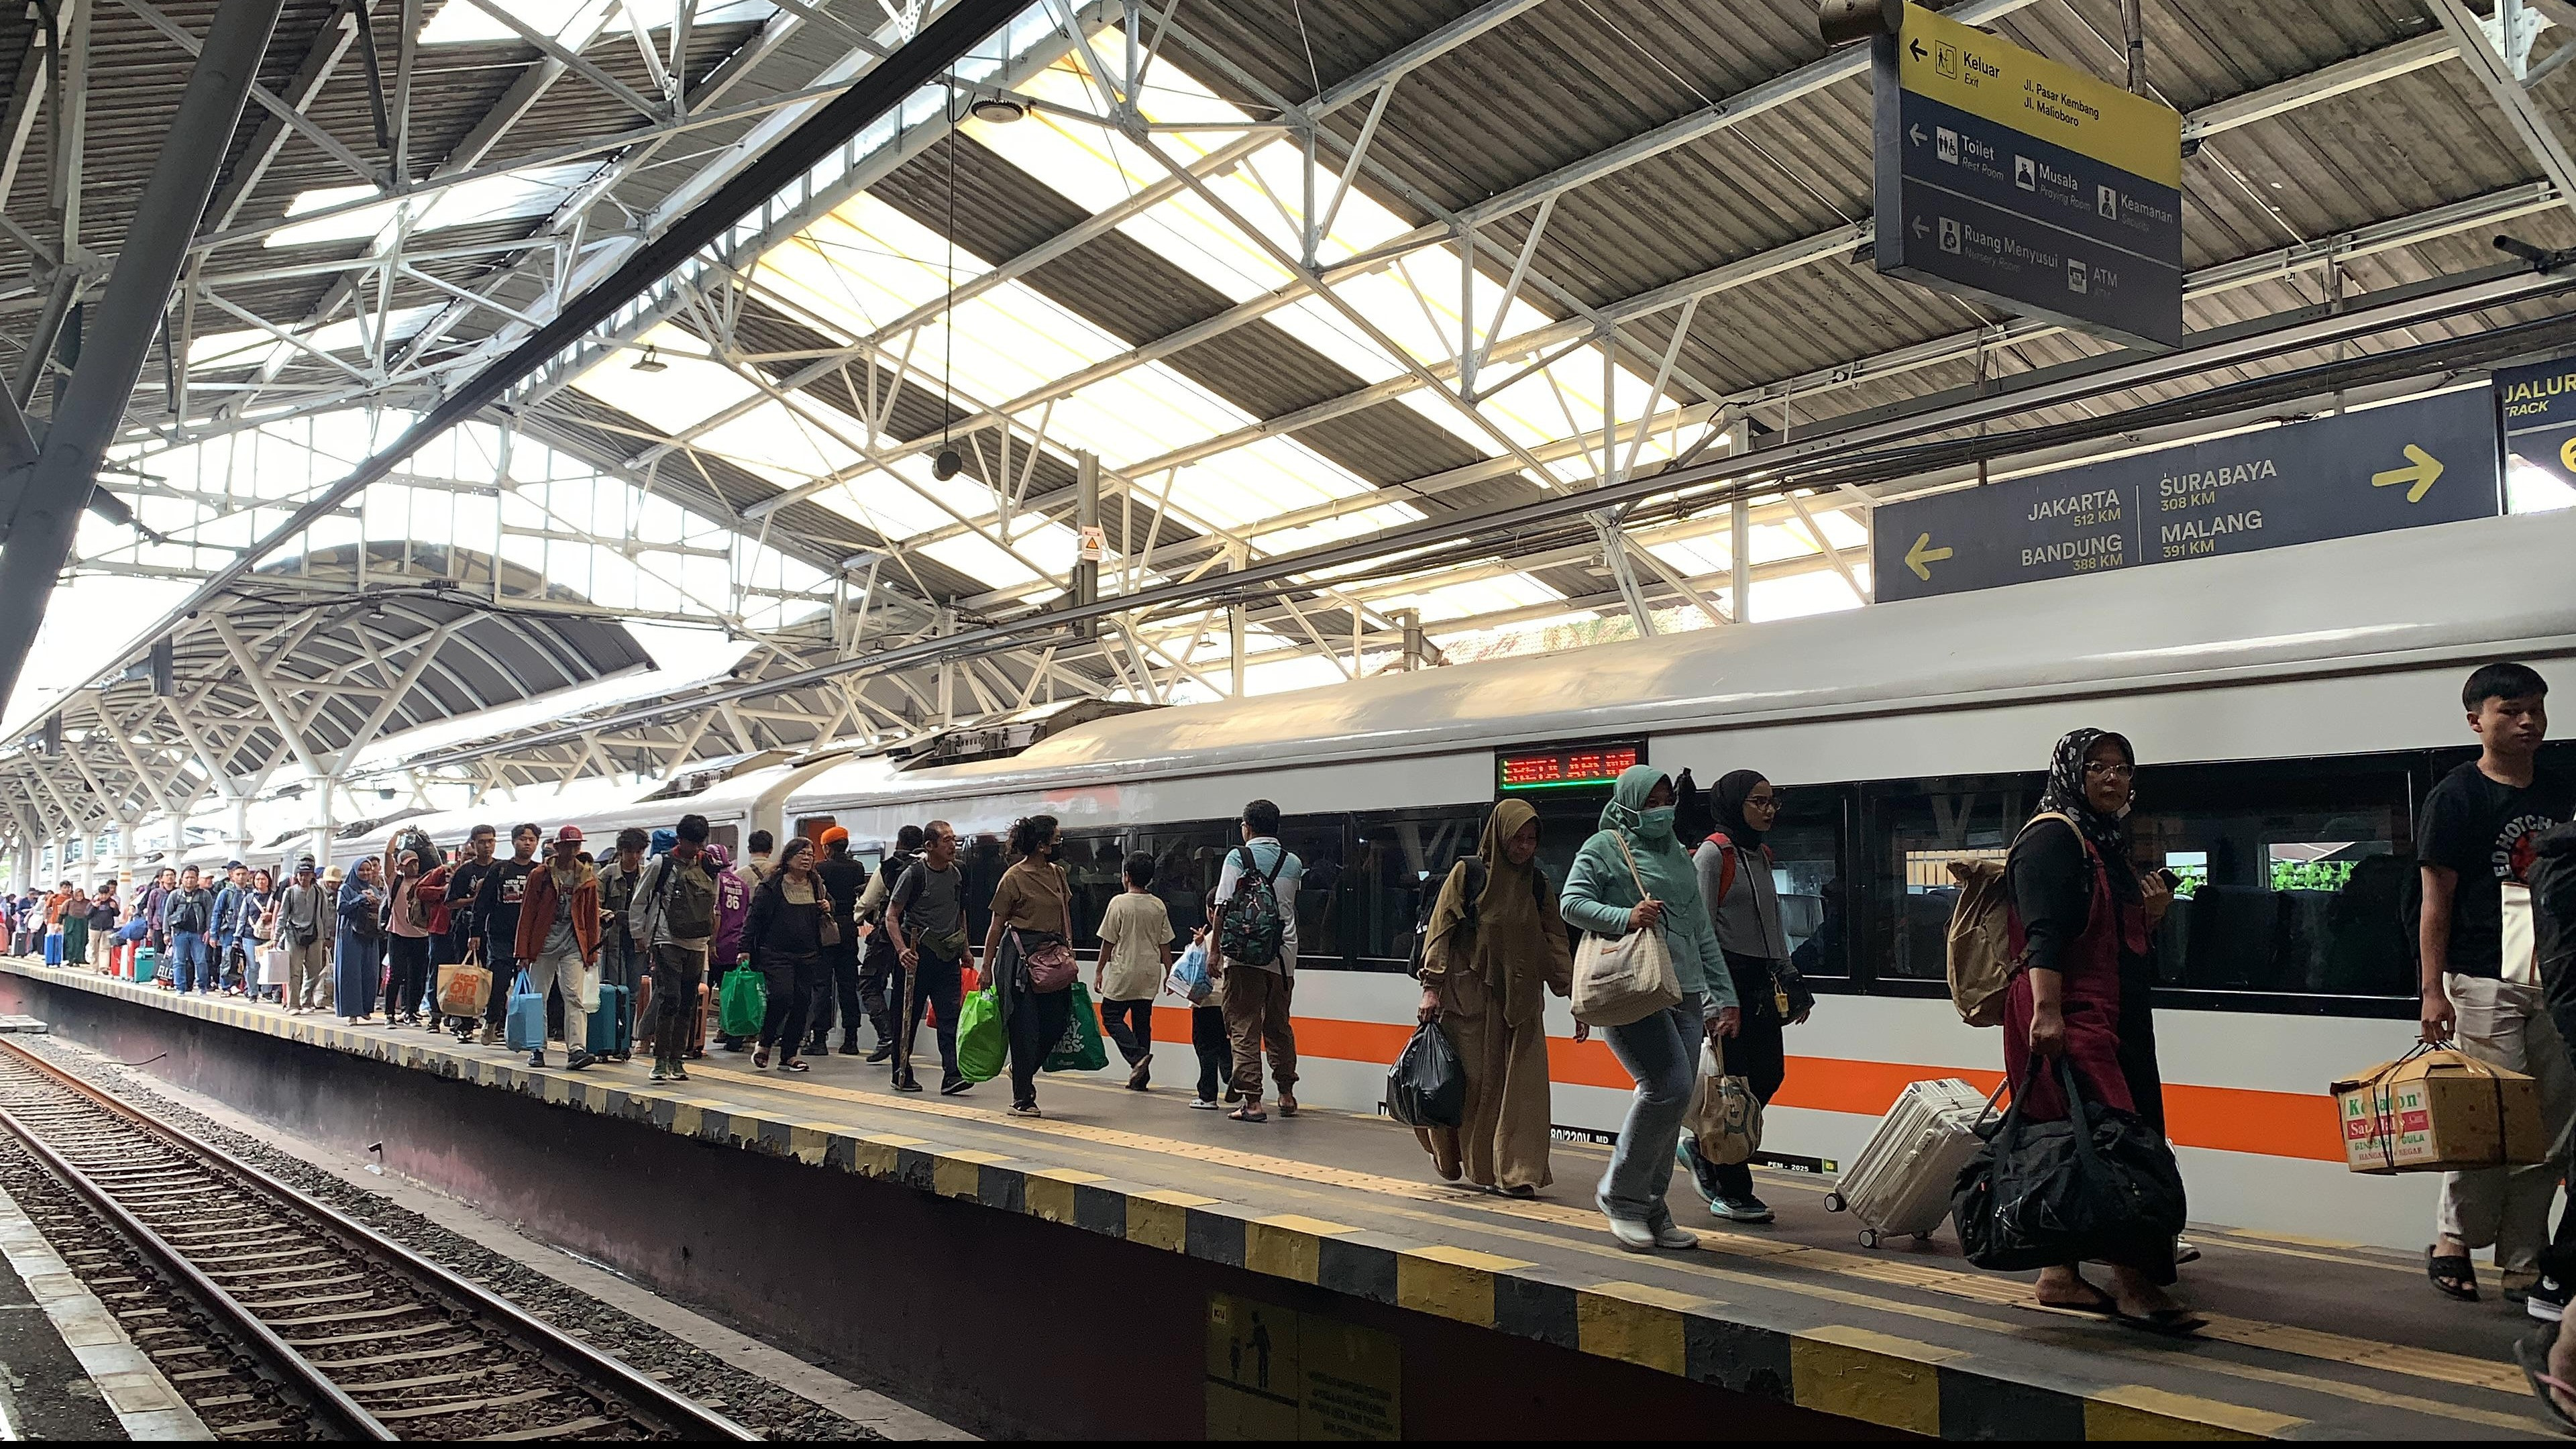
[1895,1,2180,189]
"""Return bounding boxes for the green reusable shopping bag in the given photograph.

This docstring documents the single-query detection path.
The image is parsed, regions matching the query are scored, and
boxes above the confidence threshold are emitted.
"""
[1044,981,1110,1073]
[957,987,1005,1082]
[717,965,767,1038]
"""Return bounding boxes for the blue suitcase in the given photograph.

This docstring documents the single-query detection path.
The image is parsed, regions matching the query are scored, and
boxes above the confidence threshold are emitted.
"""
[505,971,547,1053]
[586,983,632,1058]
[43,932,61,966]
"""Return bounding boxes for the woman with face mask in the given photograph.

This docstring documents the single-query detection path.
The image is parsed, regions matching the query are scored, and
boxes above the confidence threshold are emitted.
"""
[983,814,1077,1118]
[1559,765,1740,1251]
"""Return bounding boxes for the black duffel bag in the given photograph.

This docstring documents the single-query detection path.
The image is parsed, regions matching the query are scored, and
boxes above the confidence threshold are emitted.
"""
[1386,1022,1467,1129]
[1951,1055,2186,1272]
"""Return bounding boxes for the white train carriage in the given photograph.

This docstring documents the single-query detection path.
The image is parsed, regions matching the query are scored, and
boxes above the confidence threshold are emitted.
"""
[785,509,2576,1249]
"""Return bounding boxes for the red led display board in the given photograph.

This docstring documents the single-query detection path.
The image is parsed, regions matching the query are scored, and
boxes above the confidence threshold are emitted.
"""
[1495,741,1642,792]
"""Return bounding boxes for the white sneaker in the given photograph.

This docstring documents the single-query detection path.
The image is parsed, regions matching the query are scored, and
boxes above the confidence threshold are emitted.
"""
[1604,1214,1660,1252]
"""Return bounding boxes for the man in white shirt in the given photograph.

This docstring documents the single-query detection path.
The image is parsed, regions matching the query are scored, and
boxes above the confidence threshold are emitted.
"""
[1210,799,1302,1122]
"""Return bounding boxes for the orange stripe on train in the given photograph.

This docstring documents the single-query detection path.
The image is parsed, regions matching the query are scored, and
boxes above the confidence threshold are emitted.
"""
[1141,1006,2345,1163]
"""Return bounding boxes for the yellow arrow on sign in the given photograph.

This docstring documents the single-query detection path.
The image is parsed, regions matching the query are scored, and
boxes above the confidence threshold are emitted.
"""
[1905,532,1953,581]
[2369,443,2444,503]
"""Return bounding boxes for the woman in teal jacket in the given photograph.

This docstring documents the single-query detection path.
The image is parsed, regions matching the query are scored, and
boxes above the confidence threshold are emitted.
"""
[1560,765,1741,1251]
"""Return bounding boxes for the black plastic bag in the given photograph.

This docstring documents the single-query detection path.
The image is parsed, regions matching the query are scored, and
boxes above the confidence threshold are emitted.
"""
[1951,1056,2187,1272]
[1387,1022,1467,1129]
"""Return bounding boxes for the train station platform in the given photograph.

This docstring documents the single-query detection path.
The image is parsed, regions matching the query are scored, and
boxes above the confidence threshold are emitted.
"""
[0,955,2553,1442]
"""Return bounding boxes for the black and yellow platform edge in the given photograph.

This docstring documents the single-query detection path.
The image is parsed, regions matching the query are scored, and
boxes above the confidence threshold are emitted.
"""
[2,960,2308,1441]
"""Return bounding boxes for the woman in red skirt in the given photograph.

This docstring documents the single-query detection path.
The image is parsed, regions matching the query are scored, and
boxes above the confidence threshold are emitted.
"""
[2003,727,2200,1336]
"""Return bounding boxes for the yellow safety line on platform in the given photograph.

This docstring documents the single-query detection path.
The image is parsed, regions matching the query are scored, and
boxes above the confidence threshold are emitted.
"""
[679,1062,2523,1409]
[13,967,2538,1436]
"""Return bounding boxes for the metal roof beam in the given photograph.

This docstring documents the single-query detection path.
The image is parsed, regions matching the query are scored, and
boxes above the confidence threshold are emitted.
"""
[0,0,285,720]
[2433,0,2576,219]
[206,1,364,231]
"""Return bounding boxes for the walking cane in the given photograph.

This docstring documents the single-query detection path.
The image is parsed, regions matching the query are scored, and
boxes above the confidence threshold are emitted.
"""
[895,938,920,1086]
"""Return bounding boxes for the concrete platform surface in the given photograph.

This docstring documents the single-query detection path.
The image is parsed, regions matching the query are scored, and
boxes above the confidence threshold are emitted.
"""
[1,957,2556,1442]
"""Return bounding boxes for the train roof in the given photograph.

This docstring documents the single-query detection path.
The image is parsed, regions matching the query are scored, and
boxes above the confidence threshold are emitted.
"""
[792,511,2576,808]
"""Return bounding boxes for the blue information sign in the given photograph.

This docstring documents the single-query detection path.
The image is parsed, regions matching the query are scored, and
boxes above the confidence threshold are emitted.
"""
[1872,3,2184,350]
[2494,355,2576,491]
[1872,390,2504,602]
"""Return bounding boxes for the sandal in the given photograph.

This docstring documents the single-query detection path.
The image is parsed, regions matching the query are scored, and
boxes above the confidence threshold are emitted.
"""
[782,1058,809,1073]
[1277,1095,1299,1118]
[753,1048,771,1069]
[1228,1106,1269,1122]
[2428,1247,2480,1301]
[2033,1284,2121,1318]
[2514,1330,2576,1435]
[2110,1306,2208,1338]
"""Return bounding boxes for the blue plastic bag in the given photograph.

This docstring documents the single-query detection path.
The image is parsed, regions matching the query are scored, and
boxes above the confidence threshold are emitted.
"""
[1164,940,1211,1004]
[505,970,546,1053]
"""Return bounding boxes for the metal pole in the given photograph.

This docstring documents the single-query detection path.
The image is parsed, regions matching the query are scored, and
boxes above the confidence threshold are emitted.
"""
[2121,0,2145,95]
[1072,449,1099,640]
[0,0,286,714]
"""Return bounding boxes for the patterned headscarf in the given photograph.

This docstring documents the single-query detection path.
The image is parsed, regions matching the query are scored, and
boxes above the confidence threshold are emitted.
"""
[2037,727,2134,858]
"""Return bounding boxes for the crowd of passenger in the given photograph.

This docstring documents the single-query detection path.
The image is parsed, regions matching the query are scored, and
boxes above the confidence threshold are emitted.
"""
[12,658,2576,1424]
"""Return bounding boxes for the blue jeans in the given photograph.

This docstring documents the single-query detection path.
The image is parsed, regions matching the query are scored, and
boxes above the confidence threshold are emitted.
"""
[1597,991,1704,1224]
[170,932,211,994]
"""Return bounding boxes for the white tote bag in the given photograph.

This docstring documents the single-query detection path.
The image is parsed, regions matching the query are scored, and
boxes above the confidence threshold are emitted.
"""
[1571,830,1684,1028]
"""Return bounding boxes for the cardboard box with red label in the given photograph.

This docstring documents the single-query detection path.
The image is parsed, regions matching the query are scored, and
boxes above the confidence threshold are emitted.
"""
[2331,1049,2545,1175]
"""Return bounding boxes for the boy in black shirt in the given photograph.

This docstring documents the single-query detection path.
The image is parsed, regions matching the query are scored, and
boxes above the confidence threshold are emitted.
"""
[2420,661,2574,1304]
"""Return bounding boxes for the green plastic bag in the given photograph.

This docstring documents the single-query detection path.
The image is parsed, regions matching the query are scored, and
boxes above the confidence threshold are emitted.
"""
[1044,981,1110,1073]
[956,987,1005,1082]
[718,965,766,1038]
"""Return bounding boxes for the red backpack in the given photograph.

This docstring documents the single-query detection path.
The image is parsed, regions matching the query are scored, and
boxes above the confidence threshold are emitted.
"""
[1703,831,1774,903]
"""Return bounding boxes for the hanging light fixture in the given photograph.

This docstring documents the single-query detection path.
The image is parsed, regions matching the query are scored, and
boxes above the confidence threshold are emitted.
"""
[969,93,1026,123]
[631,344,667,374]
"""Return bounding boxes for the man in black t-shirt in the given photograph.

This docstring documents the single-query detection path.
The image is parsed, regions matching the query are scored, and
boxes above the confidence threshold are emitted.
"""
[2419,661,2576,1305]
[471,824,541,1046]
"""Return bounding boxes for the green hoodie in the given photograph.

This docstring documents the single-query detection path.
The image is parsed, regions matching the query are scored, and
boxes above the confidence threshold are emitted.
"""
[1559,764,1734,1010]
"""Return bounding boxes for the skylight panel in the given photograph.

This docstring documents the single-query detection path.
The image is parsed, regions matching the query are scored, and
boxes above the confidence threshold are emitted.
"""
[1247,498,1421,554]
[751,195,981,340]
[1367,574,1562,623]
[570,323,759,433]
[1044,361,1254,471]
[812,454,983,541]
[917,519,1081,591]
[267,164,602,248]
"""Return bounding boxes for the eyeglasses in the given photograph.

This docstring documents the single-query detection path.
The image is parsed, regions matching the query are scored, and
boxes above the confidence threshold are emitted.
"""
[2082,760,2136,779]
[1743,794,1781,810]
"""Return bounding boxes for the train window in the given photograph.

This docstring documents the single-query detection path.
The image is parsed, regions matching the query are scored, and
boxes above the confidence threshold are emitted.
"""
[957,833,1008,944]
[2127,758,2415,1000]
[794,816,836,842]
[1057,830,1128,953]
[1872,774,2043,983]
[1348,808,1485,967]
[1138,823,1233,946]
[708,824,739,860]
[1766,785,1850,979]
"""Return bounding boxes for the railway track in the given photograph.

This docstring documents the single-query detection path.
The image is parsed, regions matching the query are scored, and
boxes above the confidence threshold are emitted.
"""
[0,1038,759,1441]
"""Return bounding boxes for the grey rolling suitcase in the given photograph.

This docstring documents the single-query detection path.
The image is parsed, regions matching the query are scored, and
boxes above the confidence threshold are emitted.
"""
[1823,1077,1989,1249]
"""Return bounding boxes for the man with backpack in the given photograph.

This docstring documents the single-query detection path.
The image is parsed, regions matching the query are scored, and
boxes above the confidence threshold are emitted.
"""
[1210,800,1303,1122]
[629,814,722,1083]
[855,825,924,1062]
[161,866,216,994]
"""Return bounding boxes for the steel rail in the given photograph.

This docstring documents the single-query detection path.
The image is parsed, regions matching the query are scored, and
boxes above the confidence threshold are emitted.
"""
[0,1036,759,1441]
[0,1095,394,1439]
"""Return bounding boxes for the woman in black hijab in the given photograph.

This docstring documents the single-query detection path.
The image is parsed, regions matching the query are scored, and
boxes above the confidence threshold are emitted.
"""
[1683,769,1815,1221]
[2004,727,2194,1334]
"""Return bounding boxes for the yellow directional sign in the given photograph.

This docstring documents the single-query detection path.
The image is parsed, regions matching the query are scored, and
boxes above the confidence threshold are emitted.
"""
[2369,443,2444,504]
[1894,3,2180,188]
[1904,532,1954,581]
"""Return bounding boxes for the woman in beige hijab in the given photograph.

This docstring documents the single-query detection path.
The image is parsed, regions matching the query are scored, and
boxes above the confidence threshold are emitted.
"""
[1413,798,1577,1197]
